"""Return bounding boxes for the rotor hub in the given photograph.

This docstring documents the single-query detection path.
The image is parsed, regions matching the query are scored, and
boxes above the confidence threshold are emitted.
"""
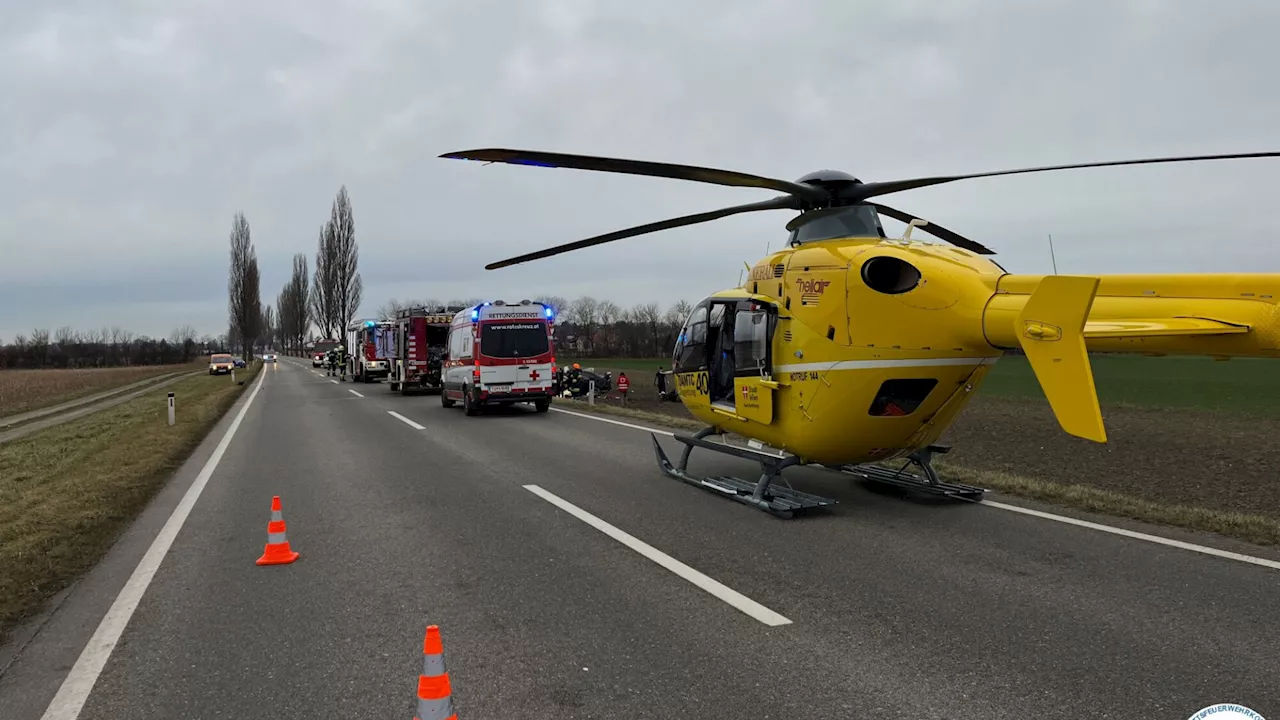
[795,169,861,186]
[795,170,862,207]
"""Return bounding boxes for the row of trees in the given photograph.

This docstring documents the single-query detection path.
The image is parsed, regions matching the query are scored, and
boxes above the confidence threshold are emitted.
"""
[226,185,364,359]
[0,326,225,369]
[5,182,691,370]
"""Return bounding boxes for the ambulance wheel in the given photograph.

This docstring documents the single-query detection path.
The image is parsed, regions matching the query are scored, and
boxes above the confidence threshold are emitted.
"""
[534,399,550,413]
[441,391,455,408]
[463,391,479,416]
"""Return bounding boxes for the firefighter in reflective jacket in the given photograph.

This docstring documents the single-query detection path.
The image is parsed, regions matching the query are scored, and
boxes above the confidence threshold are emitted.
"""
[337,345,349,381]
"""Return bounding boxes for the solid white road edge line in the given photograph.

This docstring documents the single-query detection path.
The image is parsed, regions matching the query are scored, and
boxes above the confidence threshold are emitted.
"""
[348,389,364,398]
[40,367,269,720]
[549,406,675,437]
[523,484,792,627]
[387,410,425,430]
[983,500,1280,571]
[549,405,1280,572]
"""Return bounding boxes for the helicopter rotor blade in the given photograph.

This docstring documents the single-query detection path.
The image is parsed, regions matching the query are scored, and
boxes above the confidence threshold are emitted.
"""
[869,203,996,255]
[441,148,829,203]
[852,151,1280,202]
[485,195,801,270]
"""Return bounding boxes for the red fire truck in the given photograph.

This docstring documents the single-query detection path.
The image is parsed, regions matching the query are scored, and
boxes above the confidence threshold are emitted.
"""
[387,306,460,394]
[347,320,394,383]
[311,338,341,367]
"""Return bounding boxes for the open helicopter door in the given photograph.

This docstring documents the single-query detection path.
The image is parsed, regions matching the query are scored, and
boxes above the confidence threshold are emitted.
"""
[699,297,778,422]
[728,300,778,423]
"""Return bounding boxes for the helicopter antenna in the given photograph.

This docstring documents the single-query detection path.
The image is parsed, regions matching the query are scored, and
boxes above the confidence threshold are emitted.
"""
[1047,233,1059,275]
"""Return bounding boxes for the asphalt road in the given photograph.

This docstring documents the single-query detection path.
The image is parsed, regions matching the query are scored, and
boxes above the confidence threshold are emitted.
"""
[1,357,1276,720]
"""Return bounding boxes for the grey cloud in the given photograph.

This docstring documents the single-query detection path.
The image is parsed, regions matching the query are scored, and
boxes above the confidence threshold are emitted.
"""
[2,0,1279,339]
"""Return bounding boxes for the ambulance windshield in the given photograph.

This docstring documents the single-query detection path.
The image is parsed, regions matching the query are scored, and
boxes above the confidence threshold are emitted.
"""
[480,321,550,358]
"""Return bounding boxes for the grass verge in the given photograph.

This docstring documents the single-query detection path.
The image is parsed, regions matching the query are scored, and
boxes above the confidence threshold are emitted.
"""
[0,363,204,420]
[549,397,1280,547]
[564,355,1280,417]
[0,361,261,641]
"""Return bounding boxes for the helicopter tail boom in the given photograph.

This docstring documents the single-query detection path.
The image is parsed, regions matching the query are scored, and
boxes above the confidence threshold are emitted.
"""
[983,273,1280,442]
[984,273,1280,358]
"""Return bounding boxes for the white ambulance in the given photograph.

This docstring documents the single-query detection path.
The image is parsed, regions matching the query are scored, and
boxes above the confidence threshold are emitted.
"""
[441,300,557,415]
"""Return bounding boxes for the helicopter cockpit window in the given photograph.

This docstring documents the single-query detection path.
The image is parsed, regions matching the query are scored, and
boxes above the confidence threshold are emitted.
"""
[733,307,770,374]
[708,303,726,327]
[673,305,709,373]
[788,205,885,245]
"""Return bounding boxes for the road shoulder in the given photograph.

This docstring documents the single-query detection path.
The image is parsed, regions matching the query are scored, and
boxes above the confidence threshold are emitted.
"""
[0,370,266,720]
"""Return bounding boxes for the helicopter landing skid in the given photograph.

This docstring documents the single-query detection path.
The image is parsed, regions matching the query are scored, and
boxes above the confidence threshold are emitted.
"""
[650,429,837,518]
[837,445,986,501]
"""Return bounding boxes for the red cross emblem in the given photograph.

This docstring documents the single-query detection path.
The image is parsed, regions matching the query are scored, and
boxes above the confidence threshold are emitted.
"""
[529,369,540,382]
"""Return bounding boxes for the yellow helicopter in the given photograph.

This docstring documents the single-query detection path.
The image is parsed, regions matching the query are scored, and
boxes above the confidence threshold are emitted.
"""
[441,148,1280,517]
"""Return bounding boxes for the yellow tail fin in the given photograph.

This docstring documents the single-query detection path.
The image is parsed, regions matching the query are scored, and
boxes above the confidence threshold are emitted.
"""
[1015,276,1107,443]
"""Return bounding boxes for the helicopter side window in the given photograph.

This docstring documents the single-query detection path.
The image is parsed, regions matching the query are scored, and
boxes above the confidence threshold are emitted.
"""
[868,378,938,417]
[733,305,772,375]
[673,305,708,373]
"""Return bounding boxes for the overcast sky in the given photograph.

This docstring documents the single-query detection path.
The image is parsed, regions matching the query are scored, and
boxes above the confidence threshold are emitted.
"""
[2,0,1279,340]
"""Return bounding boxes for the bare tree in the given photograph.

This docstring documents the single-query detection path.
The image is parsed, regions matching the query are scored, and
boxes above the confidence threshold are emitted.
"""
[377,298,406,321]
[310,224,339,338]
[169,325,197,346]
[289,253,310,347]
[568,296,601,354]
[275,288,290,353]
[261,306,276,350]
[664,300,694,330]
[633,302,662,355]
[276,252,311,353]
[228,211,262,361]
[329,186,363,327]
[534,295,570,319]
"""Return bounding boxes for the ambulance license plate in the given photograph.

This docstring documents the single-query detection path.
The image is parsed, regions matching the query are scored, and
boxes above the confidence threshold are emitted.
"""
[487,384,512,393]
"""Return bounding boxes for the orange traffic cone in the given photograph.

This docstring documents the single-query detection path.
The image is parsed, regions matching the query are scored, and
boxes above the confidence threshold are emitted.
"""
[255,495,299,565]
[414,625,456,720]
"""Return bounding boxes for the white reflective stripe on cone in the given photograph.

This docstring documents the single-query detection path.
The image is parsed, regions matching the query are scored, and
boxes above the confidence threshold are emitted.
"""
[271,510,283,522]
[266,532,289,544]
[416,695,454,720]
[422,652,445,676]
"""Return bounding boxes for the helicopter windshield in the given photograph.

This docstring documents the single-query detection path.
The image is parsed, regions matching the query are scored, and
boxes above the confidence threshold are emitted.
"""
[787,204,884,245]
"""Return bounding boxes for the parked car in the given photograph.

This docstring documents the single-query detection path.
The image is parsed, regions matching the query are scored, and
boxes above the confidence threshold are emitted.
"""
[233,357,247,369]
